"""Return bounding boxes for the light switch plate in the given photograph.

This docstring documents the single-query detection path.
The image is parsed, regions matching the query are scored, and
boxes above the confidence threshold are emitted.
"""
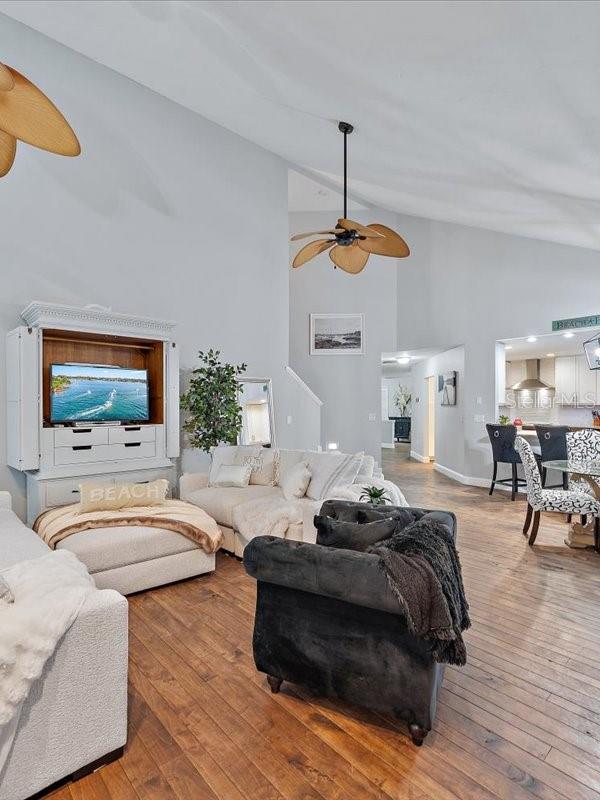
[474,414,485,423]
[368,413,377,421]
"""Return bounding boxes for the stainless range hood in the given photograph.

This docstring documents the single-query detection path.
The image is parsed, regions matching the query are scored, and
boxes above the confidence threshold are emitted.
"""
[511,359,553,391]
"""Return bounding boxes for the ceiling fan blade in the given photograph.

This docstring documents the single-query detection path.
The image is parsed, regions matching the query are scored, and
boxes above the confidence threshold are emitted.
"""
[329,243,370,273]
[0,67,80,156]
[292,238,335,268]
[357,223,410,258]
[0,64,14,92]
[337,218,383,239]
[290,229,343,242]
[0,130,16,176]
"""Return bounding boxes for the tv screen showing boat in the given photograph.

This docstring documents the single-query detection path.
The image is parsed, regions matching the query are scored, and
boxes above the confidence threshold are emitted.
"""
[50,364,149,423]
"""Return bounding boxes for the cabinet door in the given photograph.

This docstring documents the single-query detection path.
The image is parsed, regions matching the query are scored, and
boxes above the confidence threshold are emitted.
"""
[6,326,40,470]
[555,356,577,405]
[165,340,180,458]
[576,354,597,406]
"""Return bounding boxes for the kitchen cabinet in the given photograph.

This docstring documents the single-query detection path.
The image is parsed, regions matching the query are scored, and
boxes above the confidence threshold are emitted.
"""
[576,354,598,406]
[554,356,577,405]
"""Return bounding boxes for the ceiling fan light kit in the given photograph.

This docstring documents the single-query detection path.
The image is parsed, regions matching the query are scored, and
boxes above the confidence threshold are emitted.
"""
[0,62,80,178]
[291,120,410,273]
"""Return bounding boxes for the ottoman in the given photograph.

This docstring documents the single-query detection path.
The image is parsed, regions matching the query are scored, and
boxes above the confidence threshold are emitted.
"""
[57,524,215,595]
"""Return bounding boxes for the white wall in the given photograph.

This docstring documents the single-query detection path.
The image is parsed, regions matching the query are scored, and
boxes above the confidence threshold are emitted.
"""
[0,17,315,519]
[395,215,600,481]
[289,210,398,458]
[381,369,413,419]
[410,348,465,475]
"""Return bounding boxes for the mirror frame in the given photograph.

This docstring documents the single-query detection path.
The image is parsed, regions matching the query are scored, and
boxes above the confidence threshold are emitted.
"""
[238,377,276,448]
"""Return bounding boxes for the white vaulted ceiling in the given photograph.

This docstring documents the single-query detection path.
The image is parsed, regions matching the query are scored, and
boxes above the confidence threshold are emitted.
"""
[4,0,600,249]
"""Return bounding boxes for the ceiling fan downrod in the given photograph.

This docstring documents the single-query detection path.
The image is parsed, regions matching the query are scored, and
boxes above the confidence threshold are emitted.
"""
[338,121,354,221]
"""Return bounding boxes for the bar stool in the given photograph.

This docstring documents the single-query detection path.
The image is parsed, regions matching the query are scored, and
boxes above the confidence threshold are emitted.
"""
[486,423,526,501]
[535,425,569,490]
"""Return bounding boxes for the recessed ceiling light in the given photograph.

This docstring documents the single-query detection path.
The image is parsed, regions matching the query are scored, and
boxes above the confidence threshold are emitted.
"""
[527,336,537,343]
[397,357,410,365]
[563,332,575,338]
[546,352,555,357]
[505,345,513,350]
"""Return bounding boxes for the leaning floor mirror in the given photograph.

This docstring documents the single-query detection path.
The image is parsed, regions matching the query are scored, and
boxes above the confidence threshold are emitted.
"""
[238,378,275,447]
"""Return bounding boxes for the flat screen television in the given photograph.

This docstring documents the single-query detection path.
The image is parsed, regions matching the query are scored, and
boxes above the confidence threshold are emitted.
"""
[50,364,149,424]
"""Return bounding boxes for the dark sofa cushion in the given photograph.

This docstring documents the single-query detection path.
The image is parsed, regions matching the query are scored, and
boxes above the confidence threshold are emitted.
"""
[314,515,398,551]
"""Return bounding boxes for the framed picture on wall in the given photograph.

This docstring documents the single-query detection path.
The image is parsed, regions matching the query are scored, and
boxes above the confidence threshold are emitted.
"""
[310,313,365,355]
[440,370,457,406]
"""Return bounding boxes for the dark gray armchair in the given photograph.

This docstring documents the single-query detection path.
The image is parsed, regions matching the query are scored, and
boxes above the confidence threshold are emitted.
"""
[243,505,456,746]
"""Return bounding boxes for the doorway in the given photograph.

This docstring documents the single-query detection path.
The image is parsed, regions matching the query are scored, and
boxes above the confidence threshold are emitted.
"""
[426,375,436,462]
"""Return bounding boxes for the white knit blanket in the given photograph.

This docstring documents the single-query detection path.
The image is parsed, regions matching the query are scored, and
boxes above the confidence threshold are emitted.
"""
[0,550,94,772]
[232,478,407,542]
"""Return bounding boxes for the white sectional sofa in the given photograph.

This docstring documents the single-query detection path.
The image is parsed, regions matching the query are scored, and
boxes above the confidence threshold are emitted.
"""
[180,446,405,556]
[0,492,128,800]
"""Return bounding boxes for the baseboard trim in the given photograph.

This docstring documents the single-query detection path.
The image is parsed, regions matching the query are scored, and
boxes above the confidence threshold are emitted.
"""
[381,442,395,449]
[410,450,431,464]
[433,462,525,493]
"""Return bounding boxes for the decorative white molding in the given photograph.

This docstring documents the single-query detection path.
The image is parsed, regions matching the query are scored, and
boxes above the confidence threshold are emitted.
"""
[410,450,430,463]
[21,301,176,338]
[285,365,323,406]
[433,462,525,493]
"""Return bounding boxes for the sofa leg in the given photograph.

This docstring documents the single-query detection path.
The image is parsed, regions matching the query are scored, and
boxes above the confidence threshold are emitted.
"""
[409,723,427,747]
[267,675,283,694]
[71,746,124,781]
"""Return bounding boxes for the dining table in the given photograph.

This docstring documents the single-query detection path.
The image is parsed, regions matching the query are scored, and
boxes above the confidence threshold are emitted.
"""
[542,458,600,550]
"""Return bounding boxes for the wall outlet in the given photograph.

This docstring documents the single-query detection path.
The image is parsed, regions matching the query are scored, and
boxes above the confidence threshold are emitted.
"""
[476,396,482,405]
[368,413,377,421]
[474,414,485,423]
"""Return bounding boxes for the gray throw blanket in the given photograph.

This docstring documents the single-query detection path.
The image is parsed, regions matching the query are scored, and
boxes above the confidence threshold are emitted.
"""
[371,517,470,665]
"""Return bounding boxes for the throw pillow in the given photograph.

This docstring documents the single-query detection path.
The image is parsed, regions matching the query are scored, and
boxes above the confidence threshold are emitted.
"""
[304,451,363,500]
[314,516,398,551]
[208,445,247,485]
[280,461,311,501]
[356,454,375,480]
[276,449,305,486]
[0,574,14,604]
[79,479,169,513]
[212,464,252,488]
[235,446,277,486]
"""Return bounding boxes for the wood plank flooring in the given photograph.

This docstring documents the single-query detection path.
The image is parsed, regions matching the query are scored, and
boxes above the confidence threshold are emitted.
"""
[41,449,600,800]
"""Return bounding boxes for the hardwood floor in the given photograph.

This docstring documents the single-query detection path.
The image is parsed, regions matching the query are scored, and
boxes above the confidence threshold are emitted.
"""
[42,449,600,800]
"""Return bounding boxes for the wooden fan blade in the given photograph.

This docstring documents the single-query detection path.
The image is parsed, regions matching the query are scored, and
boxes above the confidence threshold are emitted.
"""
[357,223,410,258]
[329,243,369,274]
[0,68,80,156]
[292,238,335,268]
[291,229,343,242]
[337,218,383,238]
[0,130,16,176]
[0,64,15,92]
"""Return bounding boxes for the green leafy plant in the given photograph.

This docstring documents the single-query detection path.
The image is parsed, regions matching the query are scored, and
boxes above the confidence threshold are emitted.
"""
[359,486,392,506]
[180,349,247,453]
[498,414,510,425]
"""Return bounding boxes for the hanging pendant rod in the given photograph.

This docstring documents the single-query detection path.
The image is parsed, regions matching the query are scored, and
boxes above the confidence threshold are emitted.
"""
[338,121,354,220]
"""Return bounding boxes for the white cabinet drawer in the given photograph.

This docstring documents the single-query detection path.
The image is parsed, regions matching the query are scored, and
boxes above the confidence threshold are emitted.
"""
[55,444,112,465]
[54,441,156,466]
[109,425,155,444]
[45,477,112,507]
[54,427,109,447]
[109,441,156,460]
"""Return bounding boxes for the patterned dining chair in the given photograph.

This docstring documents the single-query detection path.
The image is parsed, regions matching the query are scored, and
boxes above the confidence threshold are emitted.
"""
[486,424,526,501]
[515,436,600,547]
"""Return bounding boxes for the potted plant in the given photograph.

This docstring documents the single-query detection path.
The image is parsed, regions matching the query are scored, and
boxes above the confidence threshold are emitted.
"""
[498,414,510,425]
[359,486,392,506]
[180,349,247,453]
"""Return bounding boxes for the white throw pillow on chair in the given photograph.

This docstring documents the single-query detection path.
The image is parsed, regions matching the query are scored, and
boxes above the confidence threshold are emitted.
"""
[212,464,253,488]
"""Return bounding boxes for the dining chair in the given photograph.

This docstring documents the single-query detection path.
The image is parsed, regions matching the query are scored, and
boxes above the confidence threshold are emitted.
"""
[566,429,600,522]
[535,425,569,489]
[486,424,526,501]
[515,436,600,547]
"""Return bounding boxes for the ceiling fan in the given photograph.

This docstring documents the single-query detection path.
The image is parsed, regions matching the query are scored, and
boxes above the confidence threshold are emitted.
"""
[291,121,410,273]
[0,62,80,178]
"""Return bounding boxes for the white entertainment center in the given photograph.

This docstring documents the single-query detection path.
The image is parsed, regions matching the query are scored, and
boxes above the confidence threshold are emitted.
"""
[6,302,180,524]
